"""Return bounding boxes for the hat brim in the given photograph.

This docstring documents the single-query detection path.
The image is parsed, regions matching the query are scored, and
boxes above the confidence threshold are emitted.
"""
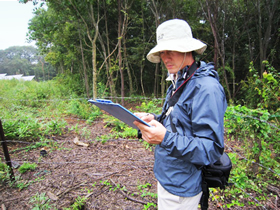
[147,38,207,63]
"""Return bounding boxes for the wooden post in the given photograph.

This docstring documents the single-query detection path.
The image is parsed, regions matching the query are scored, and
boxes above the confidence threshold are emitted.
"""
[0,120,15,181]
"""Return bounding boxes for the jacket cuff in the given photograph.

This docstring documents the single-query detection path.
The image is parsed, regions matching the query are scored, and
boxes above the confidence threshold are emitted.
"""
[161,130,171,147]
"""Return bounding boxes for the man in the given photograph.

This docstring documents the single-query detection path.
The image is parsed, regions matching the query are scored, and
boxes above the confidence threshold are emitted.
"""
[134,19,227,209]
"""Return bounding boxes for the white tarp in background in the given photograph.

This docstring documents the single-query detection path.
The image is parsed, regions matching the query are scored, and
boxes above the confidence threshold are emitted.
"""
[0,74,35,81]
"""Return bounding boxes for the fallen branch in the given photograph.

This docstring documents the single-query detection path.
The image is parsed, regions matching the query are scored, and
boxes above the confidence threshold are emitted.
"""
[267,184,280,197]
[87,168,131,182]
[56,181,87,198]
[2,195,26,203]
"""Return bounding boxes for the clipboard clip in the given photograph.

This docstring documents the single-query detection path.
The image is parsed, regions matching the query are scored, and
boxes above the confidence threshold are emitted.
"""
[95,99,113,103]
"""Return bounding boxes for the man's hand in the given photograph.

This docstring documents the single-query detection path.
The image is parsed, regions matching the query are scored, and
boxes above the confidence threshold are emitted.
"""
[134,113,166,144]
[134,113,155,123]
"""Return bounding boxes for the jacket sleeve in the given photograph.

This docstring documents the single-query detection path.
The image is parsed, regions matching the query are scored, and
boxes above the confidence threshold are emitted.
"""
[160,79,227,166]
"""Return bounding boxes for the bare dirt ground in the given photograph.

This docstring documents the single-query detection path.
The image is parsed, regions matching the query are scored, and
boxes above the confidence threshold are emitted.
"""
[0,117,158,210]
[0,115,279,209]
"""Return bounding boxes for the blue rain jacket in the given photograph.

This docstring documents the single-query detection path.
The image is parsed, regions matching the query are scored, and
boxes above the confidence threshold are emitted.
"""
[154,61,227,197]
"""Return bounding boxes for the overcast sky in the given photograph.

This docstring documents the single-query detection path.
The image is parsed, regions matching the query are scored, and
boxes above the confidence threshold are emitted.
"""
[0,0,47,50]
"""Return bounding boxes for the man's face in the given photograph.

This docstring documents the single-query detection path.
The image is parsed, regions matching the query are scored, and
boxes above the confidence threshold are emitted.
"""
[159,50,186,74]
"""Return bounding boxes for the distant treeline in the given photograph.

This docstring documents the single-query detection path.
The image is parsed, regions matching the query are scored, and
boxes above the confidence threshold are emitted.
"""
[0,46,56,81]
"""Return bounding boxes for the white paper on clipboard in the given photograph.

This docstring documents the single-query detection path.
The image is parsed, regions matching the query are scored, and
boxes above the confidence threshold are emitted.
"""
[88,99,151,129]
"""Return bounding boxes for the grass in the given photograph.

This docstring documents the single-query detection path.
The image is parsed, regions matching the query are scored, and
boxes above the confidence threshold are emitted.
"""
[0,79,100,142]
[0,78,279,209]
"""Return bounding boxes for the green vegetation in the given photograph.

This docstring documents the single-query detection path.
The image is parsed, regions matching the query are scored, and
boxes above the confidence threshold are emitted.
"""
[221,62,279,208]
[63,196,88,210]
[1,0,279,100]
[0,167,32,190]
[0,161,10,183]
[18,162,38,174]
[138,183,157,199]
[99,179,157,209]
[0,78,100,142]
[0,46,56,81]
[0,0,278,208]
[7,0,276,101]
[0,58,279,209]
[29,192,56,210]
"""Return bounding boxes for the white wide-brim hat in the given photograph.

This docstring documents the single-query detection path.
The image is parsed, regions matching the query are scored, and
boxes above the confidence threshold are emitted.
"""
[147,19,207,63]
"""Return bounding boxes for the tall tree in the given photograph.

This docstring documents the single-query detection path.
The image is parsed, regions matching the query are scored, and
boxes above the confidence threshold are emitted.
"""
[118,0,124,104]
[256,0,279,75]
[68,0,101,99]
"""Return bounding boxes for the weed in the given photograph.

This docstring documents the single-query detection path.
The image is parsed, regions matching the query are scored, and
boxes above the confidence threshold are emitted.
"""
[64,196,88,210]
[29,192,55,210]
[138,183,157,199]
[18,162,37,174]
[100,180,112,188]
[137,183,157,209]
[135,100,162,113]
[80,127,91,140]
[0,162,32,190]
[103,114,127,132]
[67,100,101,120]
[15,179,31,190]
[143,202,157,210]
[0,162,10,183]
[138,139,155,151]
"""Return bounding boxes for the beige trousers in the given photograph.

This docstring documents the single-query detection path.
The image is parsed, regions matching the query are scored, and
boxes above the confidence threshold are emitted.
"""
[157,182,202,210]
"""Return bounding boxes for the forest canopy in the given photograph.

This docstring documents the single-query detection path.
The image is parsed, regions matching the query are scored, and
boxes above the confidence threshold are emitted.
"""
[4,0,280,107]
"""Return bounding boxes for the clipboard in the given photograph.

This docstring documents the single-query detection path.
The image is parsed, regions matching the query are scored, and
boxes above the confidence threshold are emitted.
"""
[88,99,151,129]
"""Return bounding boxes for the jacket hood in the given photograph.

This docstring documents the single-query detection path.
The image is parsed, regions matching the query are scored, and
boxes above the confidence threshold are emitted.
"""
[178,61,219,82]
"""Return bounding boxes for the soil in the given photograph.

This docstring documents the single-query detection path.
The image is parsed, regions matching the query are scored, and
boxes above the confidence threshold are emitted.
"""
[0,114,279,209]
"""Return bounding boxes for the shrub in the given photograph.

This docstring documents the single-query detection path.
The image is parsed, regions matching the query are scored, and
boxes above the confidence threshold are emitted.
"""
[239,61,279,113]
[18,162,37,174]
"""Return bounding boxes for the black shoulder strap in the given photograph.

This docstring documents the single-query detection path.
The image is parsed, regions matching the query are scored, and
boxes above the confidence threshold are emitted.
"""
[159,61,199,125]
[200,180,209,210]
[167,61,198,107]
[165,61,199,132]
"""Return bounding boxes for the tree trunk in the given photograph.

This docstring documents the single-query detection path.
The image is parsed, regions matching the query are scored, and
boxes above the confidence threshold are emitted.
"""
[92,42,97,99]
[153,63,159,97]
[204,0,232,100]
[205,0,218,68]
[149,0,161,97]
[39,59,45,81]
[257,0,264,75]
[232,40,236,100]
[122,0,133,96]
[90,4,99,99]
[118,0,124,105]
[69,0,100,99]
[124,42,133,96]
[257,0,278,75]
[220,0,231,101]
[103,0,116,98]
[78,29,89,98]
[139,2,148,97]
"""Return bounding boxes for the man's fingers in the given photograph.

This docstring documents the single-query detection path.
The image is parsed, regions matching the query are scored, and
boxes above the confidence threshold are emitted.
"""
[134,120,150,129]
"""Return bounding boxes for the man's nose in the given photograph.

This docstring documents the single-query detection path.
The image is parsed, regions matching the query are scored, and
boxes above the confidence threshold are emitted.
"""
[161,52,171,61]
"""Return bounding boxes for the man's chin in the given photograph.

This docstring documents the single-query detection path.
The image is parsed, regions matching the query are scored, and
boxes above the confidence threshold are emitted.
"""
[168,69,178,74]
